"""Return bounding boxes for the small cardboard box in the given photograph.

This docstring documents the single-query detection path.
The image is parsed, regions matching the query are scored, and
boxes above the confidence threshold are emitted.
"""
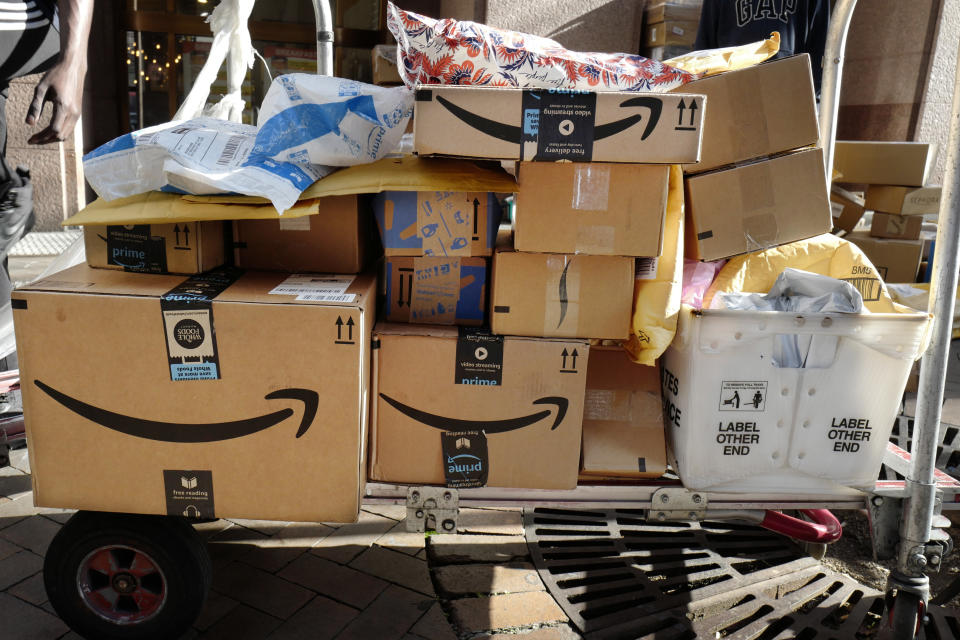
[645,20,699,47]
[834,141,935,187]
[685,148,832,261]
[414,85,705,164]
[84,222,225,275]
[846,232,923,283]
[870,212,923,240]
[233,195,369,273]
[13,265,375,523]
[372,45,403,86]
[865,185,941,216]
[674,55,819,174]
[830,187,866,233]
[645,2,702,24]
[370,324,588,489]
[372,190,502,257]
[384,256,487,325]
[515,162,668,256]
[580,348,666,478]
[491,249,634,340]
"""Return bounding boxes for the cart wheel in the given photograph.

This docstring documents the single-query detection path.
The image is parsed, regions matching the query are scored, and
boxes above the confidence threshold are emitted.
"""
[44,511,212,640]
[889,590,924,639]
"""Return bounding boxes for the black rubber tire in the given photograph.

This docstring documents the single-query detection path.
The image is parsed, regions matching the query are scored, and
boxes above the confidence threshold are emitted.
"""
[890,590,923,640]
[43,511,212,640]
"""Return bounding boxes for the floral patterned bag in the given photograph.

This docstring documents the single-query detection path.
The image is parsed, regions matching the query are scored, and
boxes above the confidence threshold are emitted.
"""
[386,2,696,93]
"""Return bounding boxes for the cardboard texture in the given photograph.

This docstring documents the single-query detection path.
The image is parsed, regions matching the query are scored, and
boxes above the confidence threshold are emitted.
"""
[370,324,588,488]
[491,249,634,339]
[372,46,403,85]
[870,212,923,240]
[373,190,502,257]
[580,348,666,478]
[413,85,705,164]
[865,185,941,216]
[846,232,923,283]
[514,162,668,257]
[384,256,487,325]
[685,148,832,261]
[674,55,819,174]
[83,222,225,275]
[645,20,699,47]
[233,195,368,273]
[834,141,935,186]
[645,2,702,24]
[13,265,375,523]
[830,187,866,234]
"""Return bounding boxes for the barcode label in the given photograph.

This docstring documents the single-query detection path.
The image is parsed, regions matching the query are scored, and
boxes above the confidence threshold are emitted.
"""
[635,257,659,280]
[217,135,245,166]
[295,293,356,303]
[269,274,356,297]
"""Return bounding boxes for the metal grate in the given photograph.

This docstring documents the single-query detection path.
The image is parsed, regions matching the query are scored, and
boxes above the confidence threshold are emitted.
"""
[882,415,960,481]
[524,507,960,639]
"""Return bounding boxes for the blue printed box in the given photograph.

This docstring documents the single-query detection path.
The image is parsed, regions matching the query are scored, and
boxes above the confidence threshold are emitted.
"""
[385,256,487,325]
[372,191,502,257]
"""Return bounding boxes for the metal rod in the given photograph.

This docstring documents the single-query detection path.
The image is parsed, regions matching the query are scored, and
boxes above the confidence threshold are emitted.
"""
[897,38,960,578]
[818,0,858,184]
[311,0,334,76]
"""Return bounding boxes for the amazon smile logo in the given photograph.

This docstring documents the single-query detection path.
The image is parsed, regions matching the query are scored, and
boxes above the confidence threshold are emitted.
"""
[379,393,568,433]
[34,380,318,443]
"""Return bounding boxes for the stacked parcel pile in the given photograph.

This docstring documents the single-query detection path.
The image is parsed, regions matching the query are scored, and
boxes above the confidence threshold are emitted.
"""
[642,1,704,61]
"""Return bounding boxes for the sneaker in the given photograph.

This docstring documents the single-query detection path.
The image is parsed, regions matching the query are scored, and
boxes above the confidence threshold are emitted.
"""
[0,166,35,260]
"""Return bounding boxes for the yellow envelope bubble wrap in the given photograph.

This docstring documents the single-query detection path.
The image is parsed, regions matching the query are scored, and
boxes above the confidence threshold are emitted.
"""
[666,32,780,77]
[703,233,902,313]
[624,165,684,366]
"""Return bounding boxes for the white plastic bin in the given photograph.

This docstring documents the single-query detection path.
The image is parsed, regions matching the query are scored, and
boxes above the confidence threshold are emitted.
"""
[662,305,930,494]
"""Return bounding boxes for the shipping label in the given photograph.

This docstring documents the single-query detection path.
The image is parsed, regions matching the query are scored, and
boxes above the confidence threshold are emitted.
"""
[163,470,215,519]
[521,90,597,161]
[455,329,503,386]
[269,274,356,303]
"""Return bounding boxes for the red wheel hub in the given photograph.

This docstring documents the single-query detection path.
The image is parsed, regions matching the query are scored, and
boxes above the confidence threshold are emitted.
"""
[77,545,167,624]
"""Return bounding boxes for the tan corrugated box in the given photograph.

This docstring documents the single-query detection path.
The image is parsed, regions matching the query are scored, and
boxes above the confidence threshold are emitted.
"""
[834,141,935,186]
[84,222,225,275]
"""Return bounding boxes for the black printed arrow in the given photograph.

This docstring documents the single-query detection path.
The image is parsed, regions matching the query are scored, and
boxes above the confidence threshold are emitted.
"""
[396,276,406,307]
[174,225,181,245]
[34,381,319,442]
[687,99,698,126]
[570,348,579,369]
[677,98,686,126]
[346,317,354,341]
[405,274,413,307]
[336,316,344,340]
[561,348,569,369]
[380,393,569,433]
[183,224,190,246]
[472,198,480,239]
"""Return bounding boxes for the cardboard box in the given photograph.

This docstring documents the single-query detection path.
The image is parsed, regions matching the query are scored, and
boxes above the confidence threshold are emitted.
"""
[870,212,923,240]
[372,190,502,257]
[830,187,866,233]
[580,348,666,478]
[865,185,941,216]
[84,222,225,275]
[674,55,819,174]
[370,324,588,488]
[685,148,832,261]
[13,265,376,523]
[515,162,668,256]
[846,232,923,283]
[234,195,368,273]
[371,45,403,86]
[645,2,702,24]
[413,85,705,164]
[491,249,634,339]
[645,20,699,47]
[384,256,487,325]
[833,141,935,186]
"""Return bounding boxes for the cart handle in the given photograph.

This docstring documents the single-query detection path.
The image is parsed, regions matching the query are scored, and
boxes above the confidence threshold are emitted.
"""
[760,508,843,544]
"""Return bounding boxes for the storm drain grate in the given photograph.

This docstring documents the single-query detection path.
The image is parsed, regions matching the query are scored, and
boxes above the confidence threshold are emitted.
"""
[882,415,960,481]
[524,507,960,639]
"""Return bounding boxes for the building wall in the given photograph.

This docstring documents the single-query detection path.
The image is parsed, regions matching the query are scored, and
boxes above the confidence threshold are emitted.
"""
[917,0,959,185]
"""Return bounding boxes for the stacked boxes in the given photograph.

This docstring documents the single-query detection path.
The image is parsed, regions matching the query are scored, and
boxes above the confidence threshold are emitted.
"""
[641,1,703,60]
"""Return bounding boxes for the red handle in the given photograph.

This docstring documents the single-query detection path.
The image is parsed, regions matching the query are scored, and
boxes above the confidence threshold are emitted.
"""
[760,509,843,544]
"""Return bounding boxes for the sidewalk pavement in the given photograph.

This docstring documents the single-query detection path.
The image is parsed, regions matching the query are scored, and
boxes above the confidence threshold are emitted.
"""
[0,445,580,640]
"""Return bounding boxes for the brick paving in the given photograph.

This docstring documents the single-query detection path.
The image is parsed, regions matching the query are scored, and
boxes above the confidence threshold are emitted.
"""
[0,445,581,639]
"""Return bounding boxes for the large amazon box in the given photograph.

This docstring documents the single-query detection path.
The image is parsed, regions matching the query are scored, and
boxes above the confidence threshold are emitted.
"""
[370,325,588,489]
[372,190,502,257]
[514,162,668,256]
[233,195,369,273]
[84,222,226,274]
[384,256,487,325]
[580,348,667,478]
[13,265,375,523]
[491,249,634,340]
[675,55,819,175]
[413,85,705,164]
[846,232,923,283]
[834,141,935,186]
[685,148,832,261]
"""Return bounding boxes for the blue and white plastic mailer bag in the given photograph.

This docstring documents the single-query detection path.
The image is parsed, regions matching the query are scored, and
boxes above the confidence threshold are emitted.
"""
[83,75,413,213]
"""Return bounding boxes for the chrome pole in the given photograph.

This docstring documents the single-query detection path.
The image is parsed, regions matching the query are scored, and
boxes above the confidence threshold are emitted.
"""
[311,0,335,76]
[818,0,858,185]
